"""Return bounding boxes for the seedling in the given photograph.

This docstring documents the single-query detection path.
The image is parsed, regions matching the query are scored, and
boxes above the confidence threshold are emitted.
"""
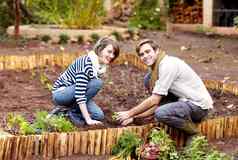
[112,112,118,121]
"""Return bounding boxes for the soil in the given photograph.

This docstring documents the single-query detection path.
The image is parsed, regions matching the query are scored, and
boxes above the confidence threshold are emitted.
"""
[0,64,237,130]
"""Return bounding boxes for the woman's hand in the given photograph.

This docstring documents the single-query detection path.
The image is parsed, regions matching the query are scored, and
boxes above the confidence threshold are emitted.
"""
[86,119,103,125]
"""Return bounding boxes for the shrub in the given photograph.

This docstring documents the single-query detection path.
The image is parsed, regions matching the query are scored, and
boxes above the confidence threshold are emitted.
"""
[77,35,84,44]
[41,35,51,43]
[128,0,162,29]
[234,16,238,28]
[59,33,70,44]
[6,111,75,135]
[26,0,105,29]
[90,33,100,43]
[111,31,122,41]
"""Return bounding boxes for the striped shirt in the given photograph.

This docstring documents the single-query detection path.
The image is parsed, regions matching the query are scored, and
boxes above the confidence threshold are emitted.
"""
[52,55,95,104]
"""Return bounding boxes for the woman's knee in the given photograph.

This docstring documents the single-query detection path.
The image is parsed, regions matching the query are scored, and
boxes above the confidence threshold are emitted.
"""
[91,109,104,120]
[88,79,103,90]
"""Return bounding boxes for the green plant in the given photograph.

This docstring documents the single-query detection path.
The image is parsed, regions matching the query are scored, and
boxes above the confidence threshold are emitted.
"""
[6,111,75,135]
[181,136,231,160]
[196,25,216,34]
[59,33,70,44]
[148,128,178,160]
[234,16,238,28]
[39,70,53,91]
[41,35,51,43]
[7,113,35,135]
[90,33,100,43]
[128,0,162,29]
[112,131,143,159]
[26,0,105,29]
[111,31,122,41]
[111,112,118,121]
[77,35,84,44]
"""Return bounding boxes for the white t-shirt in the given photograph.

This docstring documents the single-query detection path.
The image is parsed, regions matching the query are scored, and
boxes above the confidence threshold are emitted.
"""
[152,55,213,110]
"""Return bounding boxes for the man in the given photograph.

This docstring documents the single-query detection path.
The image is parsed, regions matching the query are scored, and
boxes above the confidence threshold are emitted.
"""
[116,39,213,142]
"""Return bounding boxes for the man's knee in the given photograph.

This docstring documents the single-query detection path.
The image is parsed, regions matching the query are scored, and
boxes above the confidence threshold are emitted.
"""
[155,108,169,122]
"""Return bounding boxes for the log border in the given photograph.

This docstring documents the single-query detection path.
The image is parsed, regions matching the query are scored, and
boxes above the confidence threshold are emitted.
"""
[0,53,237,159]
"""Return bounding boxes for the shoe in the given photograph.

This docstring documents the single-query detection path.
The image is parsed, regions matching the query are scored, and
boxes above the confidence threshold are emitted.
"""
[182,120,199,135]
[185,133,200,146]
[67,110,85,127]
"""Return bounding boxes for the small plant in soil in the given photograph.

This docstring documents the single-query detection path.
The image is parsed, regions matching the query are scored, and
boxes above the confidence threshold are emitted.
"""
[234,16,238,29]
[77,35,84,45]
[90,33,100,43]
[111,31,122,41]
[111,112,118,122]
[39,70,53,91]
[41,35,51,43]
[112,131,143,159]
[6,111,75,135]
[59,33,70,44]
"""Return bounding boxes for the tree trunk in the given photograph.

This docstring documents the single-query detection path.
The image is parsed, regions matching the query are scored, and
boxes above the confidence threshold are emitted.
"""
[14,0,21,39]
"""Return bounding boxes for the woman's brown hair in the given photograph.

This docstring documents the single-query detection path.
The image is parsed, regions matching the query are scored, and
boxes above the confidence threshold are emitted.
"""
[94,37,120,62]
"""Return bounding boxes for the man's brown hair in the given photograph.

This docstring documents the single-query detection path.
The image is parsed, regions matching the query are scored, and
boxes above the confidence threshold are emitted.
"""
[94,37,120,62]
[136,39,160,55]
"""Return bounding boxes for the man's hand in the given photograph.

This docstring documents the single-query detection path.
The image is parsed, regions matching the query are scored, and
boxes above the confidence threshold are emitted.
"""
[116,111,131,122]
[121,118,133,126]
[86,119,103,126]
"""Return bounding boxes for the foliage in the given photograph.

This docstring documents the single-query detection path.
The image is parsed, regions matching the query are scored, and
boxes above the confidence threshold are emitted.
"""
[111,112,118,121]
[196,25,216,34]
[112,131,143,159]
[111,31,122,41]
[41,35,51,43]
[26,0,105,29]
[128,0,162,30]
[6,111,75,135]
[7,113,35,135]
[77,35,84,45]
[58,33,70,44]
[181,136,231,160]
[0,1,14,28]
[148,128,179,160]
[90,33,100,43]
[234,16,238,28]
[39,70,53,91]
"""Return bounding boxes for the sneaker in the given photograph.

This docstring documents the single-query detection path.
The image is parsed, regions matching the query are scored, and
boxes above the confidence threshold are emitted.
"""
[67,110,85,127]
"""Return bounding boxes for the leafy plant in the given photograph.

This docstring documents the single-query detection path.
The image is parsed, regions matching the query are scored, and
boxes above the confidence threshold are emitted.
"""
[181,136,231,160]
[234,16,238,28]
[148,128,178,160]
[129,0,162,29]
[6,111,75,135]
[111,112,118,121]
[41,35,51,43]
[90,33,100,43]
[26,0,105,29]
[112,131,143,159]
[111,31,122,41]
[77,35,84,44]
[39,70,53,91]
[59,33,70,44]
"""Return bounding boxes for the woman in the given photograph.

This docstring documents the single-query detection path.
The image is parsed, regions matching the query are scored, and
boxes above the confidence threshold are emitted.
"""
[52,37,120,126]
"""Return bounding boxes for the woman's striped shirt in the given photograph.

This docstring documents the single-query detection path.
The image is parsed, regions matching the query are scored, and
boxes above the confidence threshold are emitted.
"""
[52,55,94,104]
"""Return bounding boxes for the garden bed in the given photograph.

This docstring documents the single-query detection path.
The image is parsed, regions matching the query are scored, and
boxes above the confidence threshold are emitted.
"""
[0,63,238,131]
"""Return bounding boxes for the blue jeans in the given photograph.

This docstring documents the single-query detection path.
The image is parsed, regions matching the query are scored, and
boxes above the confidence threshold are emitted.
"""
[52,79,104,121]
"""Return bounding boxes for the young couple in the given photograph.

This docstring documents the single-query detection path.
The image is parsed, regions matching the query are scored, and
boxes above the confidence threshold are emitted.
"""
[52,37,213,140]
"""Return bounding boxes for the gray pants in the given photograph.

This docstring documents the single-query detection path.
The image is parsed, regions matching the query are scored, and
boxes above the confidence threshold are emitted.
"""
[155,101,208,134]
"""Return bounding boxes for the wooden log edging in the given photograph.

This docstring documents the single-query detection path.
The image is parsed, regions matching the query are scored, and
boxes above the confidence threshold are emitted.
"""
[0,53,238,159]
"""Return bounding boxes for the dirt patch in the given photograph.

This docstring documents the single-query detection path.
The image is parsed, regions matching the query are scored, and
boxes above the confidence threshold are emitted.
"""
[209,138,238,157]
[0,64,238,130]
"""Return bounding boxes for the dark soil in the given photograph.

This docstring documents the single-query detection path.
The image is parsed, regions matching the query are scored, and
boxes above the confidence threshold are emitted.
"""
[0,64,237,130]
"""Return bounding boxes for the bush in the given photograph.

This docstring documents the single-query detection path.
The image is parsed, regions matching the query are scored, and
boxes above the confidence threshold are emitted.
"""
[7,111,75,135]
[59,33,70,44]
[234,16,238,28]
[26,0,105,29]
[128,0,162,30]
[77,35,84,44]
[0,1,14,29]
[41,35,51,43]
[90,33,100,43]
[111,31,122,41]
